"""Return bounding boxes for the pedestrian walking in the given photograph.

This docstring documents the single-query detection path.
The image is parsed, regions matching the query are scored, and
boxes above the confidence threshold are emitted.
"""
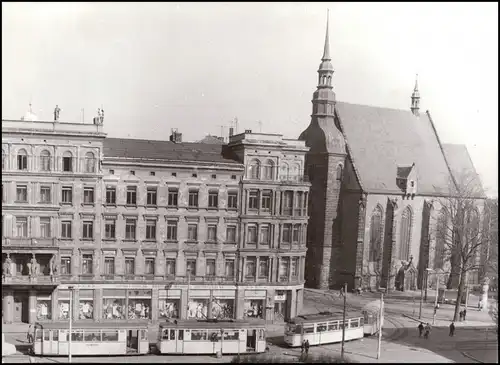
[301,340,305,354]
[339,287,344,298]
[305,339,310,355]
[27,325,33,344]
[463,309,467,320]
[449,322,455,337]
[424,323,431,339]
[459,310,463,321]
[418,322,424,337]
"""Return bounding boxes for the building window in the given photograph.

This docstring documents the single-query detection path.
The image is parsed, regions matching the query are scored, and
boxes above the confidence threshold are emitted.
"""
[40,186,51,203]
[292,224,301,243]
[188,190,199,207]
[16,185,28,202]
[369,206,384,262]
[83,221,94,239]
[62,151,72,172]
[192,173,197,178]
[207,225,217,242]
[144,257,155,275]
[282,224,292,243]
[60,257,71,275]
[146,187,157,206]
[206,259,216,277]
[62,186,73,204]
[260,224,270,245]
[226,226,236,243]
[130,171,135,175]
[261,190,272,211]
[280,163,289,180]
[208,191,219,208]
[225,259,235,278]
[171,172,177,177]
[2,149,6,170]
[336,164,343,181]
[399,207,412,261]
[40,150,51,171]
[109,169,114,174]
[295,191,304,216]
[146,219,157,240]
[125,219,136,240]
[40,217,51,238]
[150,171,155,176]
[165,258,176,276]
[282,191,293,215]
[16,217,28,237]
[167,188,178,207]
[263,160,275,180]
[125,257,135,275]
[249,159,260,179]
[61,221,72,239]
[104,219,116,239]
[211,174,216,179]
[82,254,93,274]
[84,152,95,173]
[248,190,258,210]
[246,257,256,278]
[279,258,290,281]
[186,259,196,276]
[228,191,238,209]
[17,149,28,170]
[79,290,94,320]
[166,220,178,241]
[83,187,95,204]
[231,175,237,180]
[259,258,269,278]
[187,224,198,241]
[247,225,257,244]
[106,187,116,204]
[126,186,137,205]
[104,257,115,275]
[102,289,125,320]
[291,257,299,278]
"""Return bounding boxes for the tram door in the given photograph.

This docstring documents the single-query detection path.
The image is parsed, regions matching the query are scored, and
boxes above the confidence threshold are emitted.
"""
[127,330,138,353]
[246,329,256,351]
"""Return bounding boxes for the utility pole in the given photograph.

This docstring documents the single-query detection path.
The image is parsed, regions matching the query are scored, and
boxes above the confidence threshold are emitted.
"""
[186,272,191,319]
[377,292,384,359]
[234,117,239,134]
[341,282,347,361]
[433,271,439,325]
[258,120,262,133]
[68,285,74,363]
[419,270,425,319]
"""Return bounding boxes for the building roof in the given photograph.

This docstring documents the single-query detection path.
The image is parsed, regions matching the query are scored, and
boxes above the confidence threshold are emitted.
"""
[335,101,455,195]
[103,137,240,165]
[442,143,486,197]
[198,135,226,145]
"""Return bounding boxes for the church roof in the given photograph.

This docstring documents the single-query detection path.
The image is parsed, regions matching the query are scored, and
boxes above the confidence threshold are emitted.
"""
[442,143,486,198]
[335,101,455,196]
[198,135,226,145]
[103,137,240,165]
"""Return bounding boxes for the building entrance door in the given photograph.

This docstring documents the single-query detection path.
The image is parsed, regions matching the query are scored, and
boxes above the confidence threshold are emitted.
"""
[274,302,286,322]
[13,293,28,323]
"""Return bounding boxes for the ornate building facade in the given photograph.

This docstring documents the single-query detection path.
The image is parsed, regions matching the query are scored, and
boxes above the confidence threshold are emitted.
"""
[2,116,309,324]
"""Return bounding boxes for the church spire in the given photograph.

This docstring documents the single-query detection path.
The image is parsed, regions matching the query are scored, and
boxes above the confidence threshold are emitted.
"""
[322,9,331,61]
[411,74,420,116]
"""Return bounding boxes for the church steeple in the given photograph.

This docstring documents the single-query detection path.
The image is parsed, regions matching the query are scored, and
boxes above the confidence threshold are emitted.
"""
[322,9,331,61]
[411,74,420,116]
[317,9,334,90]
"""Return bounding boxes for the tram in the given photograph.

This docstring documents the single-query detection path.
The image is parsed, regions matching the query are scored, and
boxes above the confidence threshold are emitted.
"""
[32,321,150,356]
[157,319,267,355]
[284,311,364,347]
[362,300,382,336]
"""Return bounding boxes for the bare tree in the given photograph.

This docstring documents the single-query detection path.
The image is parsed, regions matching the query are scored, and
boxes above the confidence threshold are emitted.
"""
[433,170,489,321]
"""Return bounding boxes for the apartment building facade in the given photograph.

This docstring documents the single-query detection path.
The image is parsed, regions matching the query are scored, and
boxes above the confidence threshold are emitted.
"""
[2,118,309,325]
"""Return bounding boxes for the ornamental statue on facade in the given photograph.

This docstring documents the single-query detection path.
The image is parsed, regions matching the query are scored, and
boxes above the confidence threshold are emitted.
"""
[28,254,39,277]
[395,255,413,291]
[3,254,12,277]
[54,105,61,122]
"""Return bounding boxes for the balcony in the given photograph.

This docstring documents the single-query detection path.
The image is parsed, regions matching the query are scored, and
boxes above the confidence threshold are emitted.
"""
[279,175,310,184]
[2,274,60,286]
[2,238,59,249]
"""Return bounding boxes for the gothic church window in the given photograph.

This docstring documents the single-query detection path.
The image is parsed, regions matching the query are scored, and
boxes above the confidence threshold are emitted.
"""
[336,165,343,181]
[399,207,412,261]
[369,206,383,262]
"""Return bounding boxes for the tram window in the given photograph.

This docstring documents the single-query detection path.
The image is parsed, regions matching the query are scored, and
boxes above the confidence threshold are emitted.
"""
[59,330,67,341]
[328,322,338,331]
[44,331,50,341]
[317,323,327,332]
[71,331,84,342]
[191,330,207,341]
[259,329,265,340]
[170,330,176,340]
[162,329,169,340]
[52,331,59,341]
[360,318,364,326]
[35,330,43,341]
[178,330,184,340]
[85,331,101,342]
[102,331,119,342]
[350,319,359,328]
[223,330,239,341]
[140,330,148,341]
[294,325,302,334]
[339,321,346,330]
[208,330,221,342]
[303,326,314,334]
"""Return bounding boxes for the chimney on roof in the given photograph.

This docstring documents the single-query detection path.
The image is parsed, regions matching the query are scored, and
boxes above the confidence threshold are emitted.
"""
[229,127,234,137]
[245,129,252,134]
[170,128,182,143]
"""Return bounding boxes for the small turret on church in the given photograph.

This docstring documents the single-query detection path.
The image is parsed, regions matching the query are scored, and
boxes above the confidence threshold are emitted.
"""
[411,74,420,116]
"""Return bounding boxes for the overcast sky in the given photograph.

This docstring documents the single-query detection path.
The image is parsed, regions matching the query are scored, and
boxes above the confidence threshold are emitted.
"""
[2,2,498,196]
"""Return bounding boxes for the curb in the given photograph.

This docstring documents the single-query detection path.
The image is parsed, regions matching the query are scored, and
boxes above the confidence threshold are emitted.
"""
[461,351,484,363]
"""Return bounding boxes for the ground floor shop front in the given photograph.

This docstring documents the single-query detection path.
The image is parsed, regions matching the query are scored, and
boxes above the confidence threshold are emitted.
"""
[2,284,304,324]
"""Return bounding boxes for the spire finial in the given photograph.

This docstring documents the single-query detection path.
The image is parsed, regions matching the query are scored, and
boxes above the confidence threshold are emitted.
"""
[322,9,331,61]
[414,73,419,92]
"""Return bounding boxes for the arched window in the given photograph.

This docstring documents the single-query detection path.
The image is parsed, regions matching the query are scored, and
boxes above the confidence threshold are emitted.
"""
[263,159,274,180]
[399,207,412,261]
[369,206,383,262]
[85,152,95,173]
[291,163,300,181]
[2,149,6,170]
[280,163,289,181]
[40,150,51,171]
[249,159,260,180]
[17,149,28,170]
[434,208,447,269]
[327,76,332,86]
[62,151,73,172]
[336,164,343,181]
[322,75,327,85]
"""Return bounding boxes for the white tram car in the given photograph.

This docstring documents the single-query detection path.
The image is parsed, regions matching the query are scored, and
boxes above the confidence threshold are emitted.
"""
[157,319,267,355]
[32,321,150,356]
[284,311,365,347]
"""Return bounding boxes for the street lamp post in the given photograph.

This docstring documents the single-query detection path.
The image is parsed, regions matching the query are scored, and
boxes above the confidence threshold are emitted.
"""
[376,291,384,359]
[340,283,347,361]
[68,285,74,363]
[419,271,425,319]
